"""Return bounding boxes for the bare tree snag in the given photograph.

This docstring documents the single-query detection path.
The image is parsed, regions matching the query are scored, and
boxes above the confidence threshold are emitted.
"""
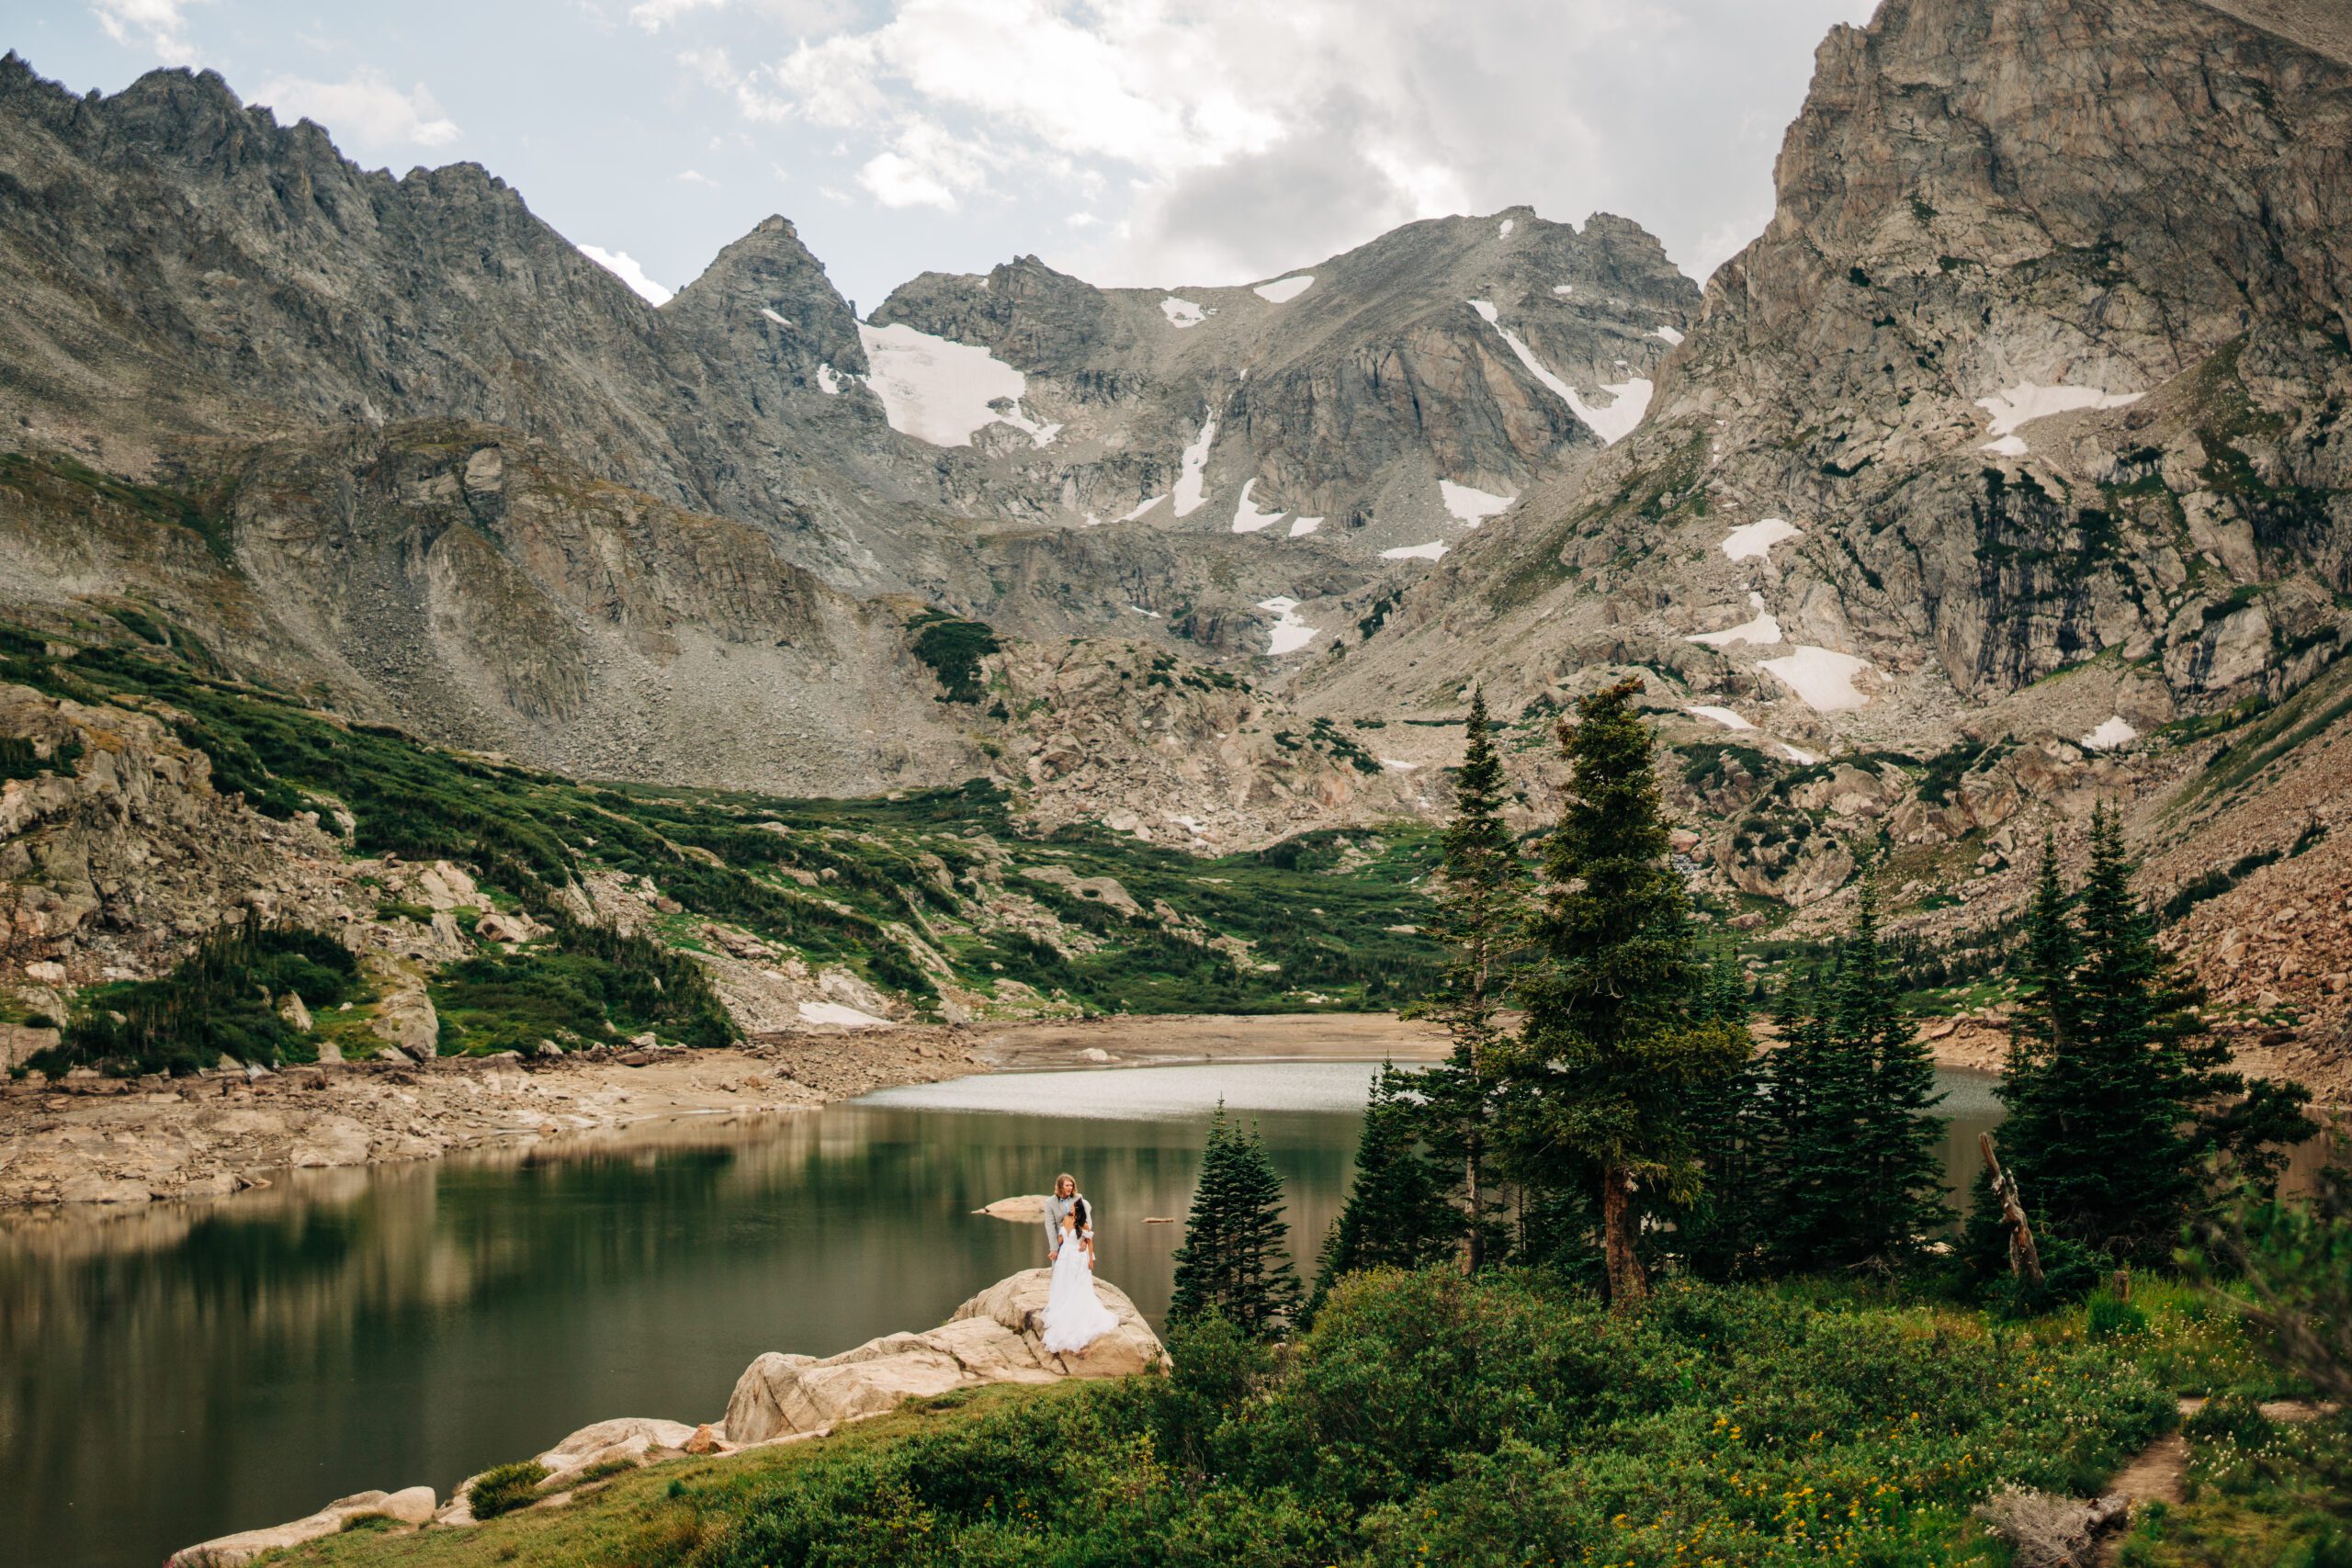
[1980,1132,2044,1288]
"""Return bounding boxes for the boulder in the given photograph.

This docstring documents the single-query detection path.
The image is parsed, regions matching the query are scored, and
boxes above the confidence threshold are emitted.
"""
[277,992,312,1032]
[0,1021,59,1071]
[975,1194,1050,1222]
[167,1486,435,1567]
[476,911,545,944]
[721,1268,1165,1445]
[372,978,438,1059]
[532,1416,698,1483]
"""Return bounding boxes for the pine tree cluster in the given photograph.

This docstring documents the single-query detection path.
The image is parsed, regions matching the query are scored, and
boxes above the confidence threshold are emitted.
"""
[1184,692,2318,1331]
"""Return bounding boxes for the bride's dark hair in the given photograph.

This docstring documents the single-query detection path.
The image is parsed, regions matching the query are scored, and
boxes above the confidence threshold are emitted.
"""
[1070,1196,1091,1231]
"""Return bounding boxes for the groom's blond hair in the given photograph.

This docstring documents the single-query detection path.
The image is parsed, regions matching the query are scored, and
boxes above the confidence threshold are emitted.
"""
[1055,1172,1077,1192]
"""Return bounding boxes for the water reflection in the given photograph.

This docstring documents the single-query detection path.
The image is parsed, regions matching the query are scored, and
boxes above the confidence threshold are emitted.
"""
[0,1062,2018,1568]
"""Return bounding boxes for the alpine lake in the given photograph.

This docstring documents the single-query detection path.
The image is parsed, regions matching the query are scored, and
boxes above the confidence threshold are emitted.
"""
[0,1056,2008,1568]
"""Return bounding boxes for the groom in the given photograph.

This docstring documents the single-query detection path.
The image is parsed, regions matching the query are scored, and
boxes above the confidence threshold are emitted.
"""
[1043,1172,1080,1262]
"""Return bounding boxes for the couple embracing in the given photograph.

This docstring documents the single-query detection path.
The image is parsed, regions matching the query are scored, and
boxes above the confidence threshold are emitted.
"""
[1039,1172,1118,1356]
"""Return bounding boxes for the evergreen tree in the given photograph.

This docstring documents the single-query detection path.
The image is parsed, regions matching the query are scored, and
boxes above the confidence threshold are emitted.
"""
[1764,960,1857,1269]
[1995,809,2316,1268]
[1405,688,1521,1270]
[1825,878,1951,1263]
[1308,1063,1459,1315]
[1677,943,1772,1279]
[1967,833,2077,1274]
[1769,886,1950,1271]
[1170,1103,1305,1337]
[1495,679,1750,1306]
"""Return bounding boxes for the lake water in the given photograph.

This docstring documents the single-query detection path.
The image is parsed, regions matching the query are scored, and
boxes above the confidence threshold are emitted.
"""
[0,1060,2003,1568]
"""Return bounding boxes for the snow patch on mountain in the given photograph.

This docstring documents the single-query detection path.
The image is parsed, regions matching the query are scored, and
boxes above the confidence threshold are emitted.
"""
[1467,299,1651,446]
[1687,705,1756,731]
[1161,298,1208,327]
[858,321,1053,447]
[1253,275,1314,303]
[2080,715,2138,750]
[1654,324,1684,345]
[1288,515,1323,536]
[1172,412,1218,516]
[1231,479,1285,535]
[1258,596,1319,656]
[1381,541,1448,561]
[1720,518,1801,561]
[1498,218,1516,238]
[815,363,846,395]
[1759,647,1875,712]
[1975,381,2143,454]
[1686,592,1782,649]
[1121,493,1166,521]
[1440,479,1515,526]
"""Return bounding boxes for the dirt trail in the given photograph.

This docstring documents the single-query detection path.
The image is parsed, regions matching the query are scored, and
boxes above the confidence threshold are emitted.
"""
[2094,1396,2331,1564]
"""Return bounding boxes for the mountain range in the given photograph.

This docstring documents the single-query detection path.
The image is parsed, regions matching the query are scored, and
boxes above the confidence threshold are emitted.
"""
[1,0,2348,1072]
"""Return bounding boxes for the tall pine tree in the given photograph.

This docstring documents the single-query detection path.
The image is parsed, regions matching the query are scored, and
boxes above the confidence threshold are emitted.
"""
[1308,1063,1459,1316]
[1496,679,1749,1306]
[1405,688,1521,1270]
[1825,877,1951,1264]
[1676,943,1772,1280]
[1766,959,1860,1269]
[1997,808,2315,1267]
[1170,1103,1305,1337]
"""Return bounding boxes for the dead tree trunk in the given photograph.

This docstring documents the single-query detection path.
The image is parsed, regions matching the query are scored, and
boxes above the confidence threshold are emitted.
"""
[1979,1132,2044,1288]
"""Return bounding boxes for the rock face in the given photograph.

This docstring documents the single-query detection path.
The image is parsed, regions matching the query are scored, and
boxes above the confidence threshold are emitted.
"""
[722,1267,1166,1444]
[1331,0,2351,733]
[871,211,1696,564]
[0,682,347,973]
[1300,0,2352,946]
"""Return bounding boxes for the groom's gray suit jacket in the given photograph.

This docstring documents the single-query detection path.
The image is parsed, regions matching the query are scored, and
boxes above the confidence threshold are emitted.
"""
[1043,1192,1081,1256]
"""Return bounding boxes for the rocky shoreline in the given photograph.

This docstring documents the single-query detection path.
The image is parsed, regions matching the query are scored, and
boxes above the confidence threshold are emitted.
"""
[0,1012,1456,1210]
[164,1266,1169,1568]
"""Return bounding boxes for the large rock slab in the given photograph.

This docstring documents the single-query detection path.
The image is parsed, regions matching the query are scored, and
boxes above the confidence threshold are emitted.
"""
[166,1486,435,1567]
[722,1268,1165,1444]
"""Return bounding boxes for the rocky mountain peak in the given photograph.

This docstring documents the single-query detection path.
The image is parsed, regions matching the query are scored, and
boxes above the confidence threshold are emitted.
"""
[666,211,872,385]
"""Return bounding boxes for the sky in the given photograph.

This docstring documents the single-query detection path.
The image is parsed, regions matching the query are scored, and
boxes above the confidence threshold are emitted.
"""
[11,0,1880,312]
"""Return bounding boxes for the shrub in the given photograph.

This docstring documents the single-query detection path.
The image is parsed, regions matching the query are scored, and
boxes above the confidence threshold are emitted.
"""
[468,1461,551,1519]
[684,1271,2174,1568]
[35,919,359,1076]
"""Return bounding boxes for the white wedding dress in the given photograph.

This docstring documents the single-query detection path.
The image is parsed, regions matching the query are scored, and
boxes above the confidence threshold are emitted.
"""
[1041,1223,1119,1355]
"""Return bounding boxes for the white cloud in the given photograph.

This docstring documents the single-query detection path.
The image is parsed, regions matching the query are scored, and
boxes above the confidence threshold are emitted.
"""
[90,0,200,62]
[578,244,674,305]
[676,167,718,186]
[697,0,1873,292]
[250,70,460,151]
[856,118,995,209]
[629,0,727,30]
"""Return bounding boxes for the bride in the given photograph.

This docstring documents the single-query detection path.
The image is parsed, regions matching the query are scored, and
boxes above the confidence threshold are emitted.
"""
[1041,1195,1119,1356]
